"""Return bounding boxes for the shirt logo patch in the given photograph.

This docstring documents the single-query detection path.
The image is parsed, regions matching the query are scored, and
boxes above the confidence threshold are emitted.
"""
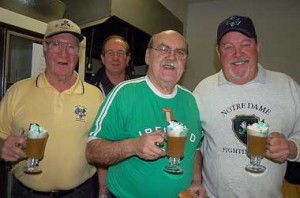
[232,114,259,146]
[74,105,87,122]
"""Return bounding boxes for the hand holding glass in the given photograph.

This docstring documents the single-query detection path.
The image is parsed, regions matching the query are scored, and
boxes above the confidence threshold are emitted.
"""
[24,130,48,174]
[245,125,269,174]
[164,122,188,174]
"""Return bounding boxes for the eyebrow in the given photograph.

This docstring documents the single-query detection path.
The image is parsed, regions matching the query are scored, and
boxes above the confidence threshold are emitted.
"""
[157,43,186,50]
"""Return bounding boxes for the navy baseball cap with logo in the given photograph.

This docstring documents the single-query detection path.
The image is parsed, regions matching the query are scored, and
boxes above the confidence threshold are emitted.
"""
[217,15,257,44]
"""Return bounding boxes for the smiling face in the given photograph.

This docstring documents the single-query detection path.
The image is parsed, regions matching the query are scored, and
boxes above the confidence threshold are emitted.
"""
[43,33,80,83]
[145,30,188,93]
[217,31,260,85]
[101,38,130,76]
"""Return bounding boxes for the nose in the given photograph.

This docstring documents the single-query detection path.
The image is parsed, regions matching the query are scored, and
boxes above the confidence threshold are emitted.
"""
[112,52,119,60]
[234,46,242,57]
[58,45,68,56]
[166,50,176,60]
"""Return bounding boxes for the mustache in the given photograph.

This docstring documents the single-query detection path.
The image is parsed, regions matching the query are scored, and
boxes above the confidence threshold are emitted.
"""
[229,56,249,64]
[163,61,178,68]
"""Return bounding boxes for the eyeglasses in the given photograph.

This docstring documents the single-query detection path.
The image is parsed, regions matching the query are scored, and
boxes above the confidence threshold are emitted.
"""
[44,40,80,55]
[150,44,187,60]
[104,50,127,58]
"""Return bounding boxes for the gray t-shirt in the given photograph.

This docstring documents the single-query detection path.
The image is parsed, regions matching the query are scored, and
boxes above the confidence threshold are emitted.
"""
[193,64,300,198]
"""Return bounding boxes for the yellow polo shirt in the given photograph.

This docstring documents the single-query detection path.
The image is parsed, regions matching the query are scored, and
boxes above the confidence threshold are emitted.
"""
[0,72,103,191]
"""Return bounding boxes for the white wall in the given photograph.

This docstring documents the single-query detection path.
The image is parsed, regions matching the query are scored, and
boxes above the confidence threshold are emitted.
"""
[0,7,47,34]
[158,0,187,33]
[183,0,300,90]
[0,7,87,81]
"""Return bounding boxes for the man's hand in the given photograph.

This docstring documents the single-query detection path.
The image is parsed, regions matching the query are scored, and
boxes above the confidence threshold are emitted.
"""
[133,131,166,160]
[265,132,296,163]
[0,135,26,161]
[179,181,207,198]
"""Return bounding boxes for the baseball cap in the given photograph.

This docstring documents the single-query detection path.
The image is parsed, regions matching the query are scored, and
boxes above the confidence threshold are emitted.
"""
[217,15,257,44]
[44,19,84,42]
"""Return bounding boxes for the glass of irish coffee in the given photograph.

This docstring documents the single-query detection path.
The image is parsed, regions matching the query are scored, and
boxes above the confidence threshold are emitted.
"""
[164,120,188,174]
[245,120,269,174]
[24,123,48,174]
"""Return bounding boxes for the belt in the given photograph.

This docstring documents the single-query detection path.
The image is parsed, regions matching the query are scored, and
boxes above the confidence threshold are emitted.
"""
[14,176,93,198]
[29,190,74,197]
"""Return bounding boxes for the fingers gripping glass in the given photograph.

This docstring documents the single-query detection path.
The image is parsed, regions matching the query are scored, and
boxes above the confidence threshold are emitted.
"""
[44,40,80,55]
[150,44,187,60]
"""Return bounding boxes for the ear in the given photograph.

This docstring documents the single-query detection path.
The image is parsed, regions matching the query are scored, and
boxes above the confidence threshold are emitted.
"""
[100,54,105,63]
[145,48,150,65]
[215,45,220,57]
[126,55,131,66]
[256,42,260,53]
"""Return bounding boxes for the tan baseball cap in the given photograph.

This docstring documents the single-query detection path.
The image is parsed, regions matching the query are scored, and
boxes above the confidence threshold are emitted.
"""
[44,19,84,42]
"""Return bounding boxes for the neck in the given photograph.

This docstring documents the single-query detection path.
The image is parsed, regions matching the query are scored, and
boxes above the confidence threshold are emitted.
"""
[106,71,126,86]
[45,71,77,93]
[147,75,175,95]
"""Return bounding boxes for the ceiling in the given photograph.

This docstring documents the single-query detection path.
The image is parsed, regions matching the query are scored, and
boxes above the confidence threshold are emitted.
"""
[186,0,216,3]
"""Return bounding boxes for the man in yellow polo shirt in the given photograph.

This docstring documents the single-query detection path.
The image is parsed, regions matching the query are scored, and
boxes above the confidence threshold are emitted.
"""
[0,19,103,198]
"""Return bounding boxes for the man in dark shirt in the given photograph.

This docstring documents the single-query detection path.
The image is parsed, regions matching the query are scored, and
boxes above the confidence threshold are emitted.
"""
[87,35,131,96]
[87,35,132,198]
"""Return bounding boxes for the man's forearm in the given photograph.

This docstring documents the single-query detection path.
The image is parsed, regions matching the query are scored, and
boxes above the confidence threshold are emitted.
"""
[0,138,4,161]
[98,166,108,195]
[86,138,136,165]
[193,150,202,183]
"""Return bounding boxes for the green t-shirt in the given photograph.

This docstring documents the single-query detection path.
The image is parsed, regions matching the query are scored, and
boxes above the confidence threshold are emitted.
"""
[89,76,202,198]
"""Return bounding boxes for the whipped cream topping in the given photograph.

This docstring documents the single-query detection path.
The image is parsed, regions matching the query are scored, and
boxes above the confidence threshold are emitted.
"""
[247,121,269,137]
[27,123,48,138]
[167,121,188,137]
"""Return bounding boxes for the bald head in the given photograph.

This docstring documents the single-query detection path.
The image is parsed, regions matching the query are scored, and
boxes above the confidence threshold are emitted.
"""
[148,30,188,54]
[145,30,188,93]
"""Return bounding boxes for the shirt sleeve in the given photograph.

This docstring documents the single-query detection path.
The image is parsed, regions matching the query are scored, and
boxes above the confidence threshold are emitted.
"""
[287,79,300,162]
[0,86,16,139]
[88,86,129,141]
